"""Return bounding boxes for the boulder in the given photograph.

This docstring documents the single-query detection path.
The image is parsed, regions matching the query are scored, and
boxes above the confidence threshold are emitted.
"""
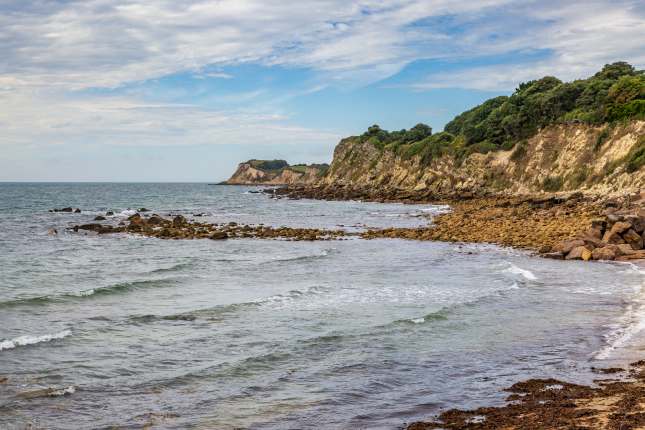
[74,208,81,213]
[94,215,106,221]
[623,229,643,250]
[75,224,113,234]
[610,221,632,234]
[209,231,228,240]
[602,229,626,244]
[106,211,114,216]
[566,246,592,261]
[138,208,150,212]
[586,226,603,240]
[147,215,164,225]
[625,215,645,234]
[592,247,616,261]
[616,244,636,255]
[553,239,585,254]
[61,207,73,212]
[172,215,186,227]
[543,252,565,260]
[47,228,58,236]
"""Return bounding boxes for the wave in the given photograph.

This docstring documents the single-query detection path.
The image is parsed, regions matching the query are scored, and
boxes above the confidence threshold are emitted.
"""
[594,263,645,360]
[0,279,178,309]
[502,263,538,281]
[265,248,336,264]
[0,330,71,352]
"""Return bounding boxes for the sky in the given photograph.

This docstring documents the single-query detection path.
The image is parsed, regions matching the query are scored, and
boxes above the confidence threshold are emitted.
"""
[1,0,644,182]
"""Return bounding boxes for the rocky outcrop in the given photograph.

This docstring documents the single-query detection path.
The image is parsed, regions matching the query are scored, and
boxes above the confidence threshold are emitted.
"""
[551,204,645,261]
[315,121,644,199]
[224,159,328,185]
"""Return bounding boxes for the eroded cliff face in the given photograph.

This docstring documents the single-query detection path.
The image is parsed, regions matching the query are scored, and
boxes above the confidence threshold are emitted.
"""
[319,121,645,197]
[225,161,328,185]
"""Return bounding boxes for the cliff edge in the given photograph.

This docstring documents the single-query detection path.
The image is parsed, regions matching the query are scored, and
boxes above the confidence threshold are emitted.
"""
[224,159,328,185]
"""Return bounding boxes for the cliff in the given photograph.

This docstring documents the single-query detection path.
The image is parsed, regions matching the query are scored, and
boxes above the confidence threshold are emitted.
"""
[319,120,644,198]
[224,159,328,185]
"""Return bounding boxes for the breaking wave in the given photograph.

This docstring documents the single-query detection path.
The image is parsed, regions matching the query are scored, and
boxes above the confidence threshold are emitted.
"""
[0,330,71,352]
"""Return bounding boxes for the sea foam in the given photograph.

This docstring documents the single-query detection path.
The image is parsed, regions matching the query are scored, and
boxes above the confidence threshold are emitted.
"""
[503,263,538,281]
[0,330,71,351]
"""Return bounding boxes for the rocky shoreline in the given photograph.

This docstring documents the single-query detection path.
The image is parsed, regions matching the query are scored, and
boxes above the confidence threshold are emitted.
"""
[407,360,645,430]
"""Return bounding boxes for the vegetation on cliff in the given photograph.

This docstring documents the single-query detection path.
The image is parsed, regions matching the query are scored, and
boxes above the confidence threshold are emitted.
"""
[356,62,644,166]
[225,159,329,185]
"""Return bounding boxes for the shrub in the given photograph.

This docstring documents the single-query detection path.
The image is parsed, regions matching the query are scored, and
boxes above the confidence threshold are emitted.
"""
[625,136,645,173]
[543,176,563,192]
[510,141,528,162]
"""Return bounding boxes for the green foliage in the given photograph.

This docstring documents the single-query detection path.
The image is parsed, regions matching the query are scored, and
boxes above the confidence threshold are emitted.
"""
[543,176,564,192]
[625,136,645,173]
[248,159,289,171]
[595,127,610,151]
[443,62,643,150]
[353,62,643,167]
[568,167,589,188]
[510,141,527,162]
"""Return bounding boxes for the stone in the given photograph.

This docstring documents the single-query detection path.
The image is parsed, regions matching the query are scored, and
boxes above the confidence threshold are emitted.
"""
[138,208,150,212]
[566,246,592,261]
[543,252,565,260]
[74,208,81,213]
[106,211,114,216]
[587,227,603,240]
[553,239,585,254]
[94,215,106,221]
[616,244,636,255]
[147,215,164,225]
[610,221,632,234]
[61,207,73,212]
[209,231,228,240]
[47,228,57,236]
[592,247,616,261]
[172,215,186,227]
[602,230,626,244]
[625,215,645,234]
[623,229,643,250]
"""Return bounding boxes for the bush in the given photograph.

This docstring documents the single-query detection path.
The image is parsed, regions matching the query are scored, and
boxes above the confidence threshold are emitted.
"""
[543,176,563,192]
[625,137,645,173]
[510,141,528,162]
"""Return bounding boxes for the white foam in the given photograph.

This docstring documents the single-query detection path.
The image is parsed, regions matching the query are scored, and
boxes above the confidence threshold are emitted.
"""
[73,289,95,297]
[119,209,138,217]
[50,386,76,396]
[0,330,71,351]
[595,266,645,360]
[503,263,537,281]
[410,317,425,324]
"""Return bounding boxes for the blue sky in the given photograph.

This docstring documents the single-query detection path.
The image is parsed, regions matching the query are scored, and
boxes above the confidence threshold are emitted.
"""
[1,0,644,181]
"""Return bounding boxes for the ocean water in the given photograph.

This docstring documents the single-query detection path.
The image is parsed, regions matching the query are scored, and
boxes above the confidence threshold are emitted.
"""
[0,183,644,430]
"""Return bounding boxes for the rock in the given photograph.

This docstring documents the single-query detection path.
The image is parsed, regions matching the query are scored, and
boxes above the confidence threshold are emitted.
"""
[0,376,7,384]
[592,247,616,261]
[61,207,73,212]
[610,221,632,234]
[553,239,585,254]
[566,246,592,261]
[543,252,565,260]
[623,229,644,250]
[75,224,114,234]
[147,215,164,225]
[94,215,106,221]
[616,244,636,255]
[616,250,645,261]
[586,226,604,240]
[74,208,81,213]
[172,215,186,227]
[47,228,58,236]
[625,215,645,234]
[106,211,114,216]
[602,229,626,245]
[209,231,228,240]
[138,208,150,212]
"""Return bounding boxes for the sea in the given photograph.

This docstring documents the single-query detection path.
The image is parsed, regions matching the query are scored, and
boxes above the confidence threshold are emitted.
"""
[0,183,644,429]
